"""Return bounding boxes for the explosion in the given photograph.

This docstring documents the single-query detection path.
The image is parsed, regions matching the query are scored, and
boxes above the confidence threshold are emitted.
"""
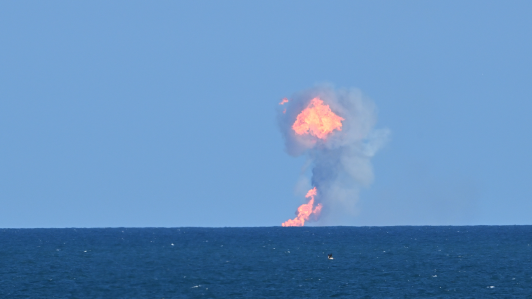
[281,97,344,226]
[282,187,322,227]
[278,85,388,227]
[292,98,344,139]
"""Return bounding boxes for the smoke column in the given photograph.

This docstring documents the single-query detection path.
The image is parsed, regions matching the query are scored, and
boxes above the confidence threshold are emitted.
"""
[278,85,389,226]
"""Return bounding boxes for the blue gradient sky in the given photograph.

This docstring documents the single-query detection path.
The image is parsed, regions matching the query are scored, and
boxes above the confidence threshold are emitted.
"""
[1,1,531,227]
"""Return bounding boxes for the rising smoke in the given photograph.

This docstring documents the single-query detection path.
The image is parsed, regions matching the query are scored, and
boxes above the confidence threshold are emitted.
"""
[278,85,389,225]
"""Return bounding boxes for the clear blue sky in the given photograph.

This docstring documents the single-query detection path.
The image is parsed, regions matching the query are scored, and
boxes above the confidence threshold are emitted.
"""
[1,1,531,227]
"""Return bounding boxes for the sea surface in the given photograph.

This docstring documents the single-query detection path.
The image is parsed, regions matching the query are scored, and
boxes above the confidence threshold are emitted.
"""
[1,226,531,298]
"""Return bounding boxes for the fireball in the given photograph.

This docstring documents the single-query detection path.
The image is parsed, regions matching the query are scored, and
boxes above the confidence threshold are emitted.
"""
[292,98,344,139]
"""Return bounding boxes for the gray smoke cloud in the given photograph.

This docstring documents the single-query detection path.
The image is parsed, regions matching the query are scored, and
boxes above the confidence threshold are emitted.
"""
[278,84,389,225]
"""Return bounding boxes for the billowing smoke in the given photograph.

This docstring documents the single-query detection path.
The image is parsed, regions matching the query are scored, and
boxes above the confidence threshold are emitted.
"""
[278,85,389,226]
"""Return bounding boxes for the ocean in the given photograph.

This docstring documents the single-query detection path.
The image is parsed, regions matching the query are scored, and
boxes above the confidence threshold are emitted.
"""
[1,226,531,298]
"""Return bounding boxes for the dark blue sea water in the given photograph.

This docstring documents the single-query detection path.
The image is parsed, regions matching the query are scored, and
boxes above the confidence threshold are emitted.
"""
[1,226,531,298]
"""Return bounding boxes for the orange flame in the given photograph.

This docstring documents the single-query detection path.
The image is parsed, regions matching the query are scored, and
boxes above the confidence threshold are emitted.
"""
[279,98,289,105]
[282,187,322,227]
[292,98,344,139]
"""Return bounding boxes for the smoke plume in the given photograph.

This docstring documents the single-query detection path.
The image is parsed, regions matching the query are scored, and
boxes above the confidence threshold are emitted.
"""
[278,85,389,226]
